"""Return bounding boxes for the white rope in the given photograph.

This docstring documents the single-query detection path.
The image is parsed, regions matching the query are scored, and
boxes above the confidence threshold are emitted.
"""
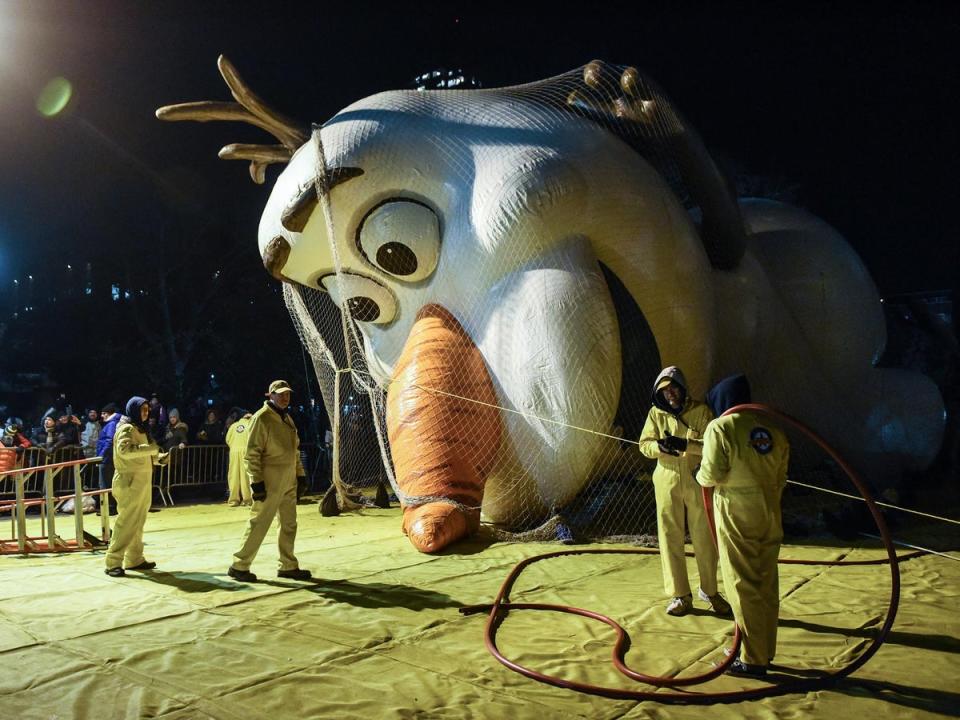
[350,367,960,529]
[860,533,960,563]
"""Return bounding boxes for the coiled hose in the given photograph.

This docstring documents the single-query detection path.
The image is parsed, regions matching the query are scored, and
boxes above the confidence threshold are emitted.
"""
[460,404,917,703]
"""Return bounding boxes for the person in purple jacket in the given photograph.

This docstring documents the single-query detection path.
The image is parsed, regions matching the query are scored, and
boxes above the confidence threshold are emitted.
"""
[96,403,122,513]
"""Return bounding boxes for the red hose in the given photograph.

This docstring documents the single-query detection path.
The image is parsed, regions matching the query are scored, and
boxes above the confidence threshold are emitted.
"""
[470,403,908,702]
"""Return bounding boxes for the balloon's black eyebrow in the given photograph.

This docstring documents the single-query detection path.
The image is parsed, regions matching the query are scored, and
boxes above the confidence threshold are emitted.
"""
[280,166,364,232]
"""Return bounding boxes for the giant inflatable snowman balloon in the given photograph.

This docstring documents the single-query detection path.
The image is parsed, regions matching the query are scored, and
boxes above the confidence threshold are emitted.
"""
[159,57,944,552]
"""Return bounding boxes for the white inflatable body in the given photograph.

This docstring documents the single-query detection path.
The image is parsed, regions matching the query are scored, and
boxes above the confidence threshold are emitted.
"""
[155,61,943,536]
[256,80,944,525]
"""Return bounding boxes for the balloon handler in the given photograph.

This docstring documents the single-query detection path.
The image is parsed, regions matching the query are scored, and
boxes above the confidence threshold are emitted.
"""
[104,396,168,577]
[638,366,731,617]
[228,380,313,583]
[697,374,790,677]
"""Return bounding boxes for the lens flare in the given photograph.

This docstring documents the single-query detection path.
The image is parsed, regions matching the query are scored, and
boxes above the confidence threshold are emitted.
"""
[36,77,73,117]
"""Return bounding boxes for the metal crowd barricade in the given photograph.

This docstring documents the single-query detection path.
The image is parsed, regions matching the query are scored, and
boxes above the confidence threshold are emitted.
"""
[1,447,50,497]
[156,444,229,505]
[0,454,110,555]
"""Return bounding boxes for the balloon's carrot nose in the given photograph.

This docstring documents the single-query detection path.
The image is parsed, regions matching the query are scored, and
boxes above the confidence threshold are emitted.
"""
[387,304,502,552]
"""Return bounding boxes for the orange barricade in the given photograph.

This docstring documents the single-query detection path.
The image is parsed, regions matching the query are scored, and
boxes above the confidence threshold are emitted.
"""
[0,455,110,555]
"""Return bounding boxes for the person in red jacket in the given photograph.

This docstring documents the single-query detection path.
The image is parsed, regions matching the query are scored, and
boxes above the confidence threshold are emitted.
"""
[2,418,32,451]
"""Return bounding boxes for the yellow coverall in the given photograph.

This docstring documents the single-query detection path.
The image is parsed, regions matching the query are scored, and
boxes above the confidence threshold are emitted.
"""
[105,421,160,571]
[697,411,789,666]
[232,402,305,572]
[225,417,253,505]
[639,399,718,597]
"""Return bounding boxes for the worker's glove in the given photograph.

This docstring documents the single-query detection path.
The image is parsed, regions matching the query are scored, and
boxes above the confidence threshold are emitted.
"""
[250,481,267,502]
[656,438,680,456]
[661,434,688,453]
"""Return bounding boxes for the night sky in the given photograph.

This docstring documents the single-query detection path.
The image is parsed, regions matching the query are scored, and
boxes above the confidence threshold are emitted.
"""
[1,0,957,300]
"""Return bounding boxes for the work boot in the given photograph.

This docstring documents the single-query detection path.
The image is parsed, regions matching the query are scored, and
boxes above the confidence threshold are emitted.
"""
[698,588,733,617]
[666,594,693,616]
[104,567,125,577]
[227,566,258,583]
[127,560,157,571]
[277,568,313,581]
[727,659,767,678]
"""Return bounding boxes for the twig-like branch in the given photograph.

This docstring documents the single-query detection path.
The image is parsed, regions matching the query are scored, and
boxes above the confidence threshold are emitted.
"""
[155,54,310,184]
[218,143,292,164]
[216,55,308,150]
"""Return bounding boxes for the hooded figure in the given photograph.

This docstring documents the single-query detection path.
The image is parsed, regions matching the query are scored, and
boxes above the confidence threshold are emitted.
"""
[638,366,730,617]
[104,396,166,577]
[697,374,790,677]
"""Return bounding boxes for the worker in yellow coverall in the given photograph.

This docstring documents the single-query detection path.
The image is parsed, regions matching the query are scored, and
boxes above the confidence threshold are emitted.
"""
[104,396,167,577]
[697,374,790,677]
[639,366,730,617]
[227,381,312,583]
[225,411,254,506]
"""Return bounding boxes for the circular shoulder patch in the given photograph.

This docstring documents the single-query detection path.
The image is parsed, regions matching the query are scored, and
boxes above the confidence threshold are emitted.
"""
[749,427,774,455]
[236,424,246,434]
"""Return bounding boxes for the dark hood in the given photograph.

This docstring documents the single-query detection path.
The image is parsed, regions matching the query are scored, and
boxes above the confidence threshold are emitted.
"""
[125,396,150,432]
[706,374,751,417]
[651,366,688,414]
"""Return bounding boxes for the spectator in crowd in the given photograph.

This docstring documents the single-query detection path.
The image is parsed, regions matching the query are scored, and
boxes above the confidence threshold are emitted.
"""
[2,418,32,452]
[81,409,101,458]
[97,403,122,513]
[32,416,58,452]
[148,394,167,444]
[197,409,225,445]
[161,408,190,451]
[225,410,253,506]
[104,396,167,577]
[49,414,82,456]
[224,407,244,434]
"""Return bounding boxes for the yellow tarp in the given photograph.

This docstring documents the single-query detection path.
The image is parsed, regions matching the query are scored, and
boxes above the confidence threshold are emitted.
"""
[0,503,957,719]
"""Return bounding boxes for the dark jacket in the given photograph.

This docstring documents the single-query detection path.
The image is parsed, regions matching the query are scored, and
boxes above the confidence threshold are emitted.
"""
[96,413,122,467]
[197,419,225,445]
[52,417,81,451]
[162,421,190,451]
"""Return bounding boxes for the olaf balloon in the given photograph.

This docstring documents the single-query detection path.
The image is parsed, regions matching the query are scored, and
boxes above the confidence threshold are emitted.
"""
[159,57,944,552]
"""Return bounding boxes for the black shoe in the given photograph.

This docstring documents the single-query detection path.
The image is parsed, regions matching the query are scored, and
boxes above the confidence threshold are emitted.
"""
[104,567,125,577]
[227,566,258,582]
[727,659,767,677]
[127,560,156,571]
[277,568,313,581]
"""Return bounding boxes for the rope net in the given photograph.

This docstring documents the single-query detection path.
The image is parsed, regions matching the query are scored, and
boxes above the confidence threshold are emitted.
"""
[276,61,943,548]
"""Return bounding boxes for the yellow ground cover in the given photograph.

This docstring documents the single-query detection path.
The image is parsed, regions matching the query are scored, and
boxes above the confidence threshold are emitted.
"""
[0,503,956,719]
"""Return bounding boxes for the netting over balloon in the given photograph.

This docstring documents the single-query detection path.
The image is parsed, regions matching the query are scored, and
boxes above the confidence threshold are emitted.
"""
[278,61,745,544]
[157,56,946,552]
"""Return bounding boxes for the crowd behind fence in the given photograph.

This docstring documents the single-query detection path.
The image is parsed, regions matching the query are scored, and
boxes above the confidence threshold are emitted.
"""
[1,443,331,507]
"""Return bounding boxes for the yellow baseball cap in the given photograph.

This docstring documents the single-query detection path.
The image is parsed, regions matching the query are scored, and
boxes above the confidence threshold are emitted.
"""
[266,380,293,395]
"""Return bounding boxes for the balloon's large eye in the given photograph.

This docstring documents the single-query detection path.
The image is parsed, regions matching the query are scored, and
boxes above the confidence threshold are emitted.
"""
[357,199,440,282]
[320,272,397,325]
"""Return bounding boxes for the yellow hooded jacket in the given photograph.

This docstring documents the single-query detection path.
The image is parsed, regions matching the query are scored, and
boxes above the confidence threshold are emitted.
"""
[638,366,713,481]
[697,410,790,665]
